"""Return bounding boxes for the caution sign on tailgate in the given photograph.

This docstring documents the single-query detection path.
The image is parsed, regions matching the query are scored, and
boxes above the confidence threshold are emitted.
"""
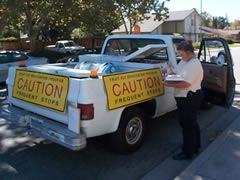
[12,69,69,113]
[103,68,164,110]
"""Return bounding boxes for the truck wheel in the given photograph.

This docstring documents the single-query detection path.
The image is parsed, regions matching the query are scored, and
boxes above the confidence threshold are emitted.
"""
[109,107,146,154]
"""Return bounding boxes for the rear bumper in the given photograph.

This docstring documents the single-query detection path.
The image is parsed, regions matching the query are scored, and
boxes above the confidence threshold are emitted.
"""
[0,104,86,151]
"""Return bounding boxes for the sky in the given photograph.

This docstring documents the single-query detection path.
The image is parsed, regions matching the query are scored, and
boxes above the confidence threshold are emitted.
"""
[165,0,240,22]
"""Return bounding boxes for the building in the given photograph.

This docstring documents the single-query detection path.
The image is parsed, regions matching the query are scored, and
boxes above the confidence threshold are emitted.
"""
[112,9,201,42]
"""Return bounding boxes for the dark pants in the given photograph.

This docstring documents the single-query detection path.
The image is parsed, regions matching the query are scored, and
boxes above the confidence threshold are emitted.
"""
[175,90,202,156]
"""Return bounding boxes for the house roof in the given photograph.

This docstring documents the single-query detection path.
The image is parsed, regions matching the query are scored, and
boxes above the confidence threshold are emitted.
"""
[112,9,199,34]
[112,14,163,33]
[166,9,197,22]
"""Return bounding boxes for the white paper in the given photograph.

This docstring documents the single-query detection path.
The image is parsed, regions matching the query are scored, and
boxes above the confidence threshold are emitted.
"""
[68,106,81,134]
[165,74,184,81]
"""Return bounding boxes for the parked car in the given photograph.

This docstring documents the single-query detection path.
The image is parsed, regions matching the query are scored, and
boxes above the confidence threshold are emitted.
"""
[45,40,85,54]
[0,51,48,83]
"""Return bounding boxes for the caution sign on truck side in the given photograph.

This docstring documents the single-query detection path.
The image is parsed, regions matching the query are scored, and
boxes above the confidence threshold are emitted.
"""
[12,69,69,112]
[103,68,164,110]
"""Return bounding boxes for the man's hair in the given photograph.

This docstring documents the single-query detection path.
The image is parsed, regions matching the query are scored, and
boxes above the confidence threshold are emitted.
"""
[177,40,194,53]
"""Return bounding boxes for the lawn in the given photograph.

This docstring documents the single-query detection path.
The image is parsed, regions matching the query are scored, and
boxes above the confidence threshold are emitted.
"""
[229,43,240,48]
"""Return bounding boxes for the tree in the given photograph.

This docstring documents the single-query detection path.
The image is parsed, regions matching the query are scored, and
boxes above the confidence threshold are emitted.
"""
[0,0,13,34]
[212,16,229,29]
[1,0,171,50]
[1,0,122,50]
[76,0,121,36]
[0,0,82,51]
[201,11,230,29]
[201,11,212,27]
[22,0,78,51]
[231,19,240,29]
[114,0,170,34]
[217,16,229,29]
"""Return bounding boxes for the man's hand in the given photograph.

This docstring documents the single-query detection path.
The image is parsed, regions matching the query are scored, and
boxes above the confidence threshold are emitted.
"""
[161,80,171,87]
[167,63,176,75]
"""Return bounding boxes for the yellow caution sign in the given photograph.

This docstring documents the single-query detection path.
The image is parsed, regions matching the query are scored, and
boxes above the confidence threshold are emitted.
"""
[12,69,69,113]
[103,68,164,110]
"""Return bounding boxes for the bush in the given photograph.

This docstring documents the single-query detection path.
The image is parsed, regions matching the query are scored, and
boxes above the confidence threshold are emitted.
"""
[193,42,200,50]
[224,38,234,44]
[27,48,100,63]
[0,37,18,42]
[27,49,70,63]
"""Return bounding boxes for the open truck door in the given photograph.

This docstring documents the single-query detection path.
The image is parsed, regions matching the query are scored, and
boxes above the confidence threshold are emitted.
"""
[198,38,235,108]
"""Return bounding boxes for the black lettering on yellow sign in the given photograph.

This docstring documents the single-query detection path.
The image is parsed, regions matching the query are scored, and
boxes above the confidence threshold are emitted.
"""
[103,68,164,110]
[12,69,69,113]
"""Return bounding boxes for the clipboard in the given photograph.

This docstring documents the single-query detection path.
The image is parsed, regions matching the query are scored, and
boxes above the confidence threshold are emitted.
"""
[165,74,184,81]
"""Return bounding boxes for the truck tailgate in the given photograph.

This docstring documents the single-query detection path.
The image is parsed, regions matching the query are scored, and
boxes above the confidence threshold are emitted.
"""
[7,67,83,125]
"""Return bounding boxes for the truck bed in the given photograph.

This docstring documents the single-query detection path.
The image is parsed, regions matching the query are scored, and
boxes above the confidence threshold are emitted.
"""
[7,61,163,125]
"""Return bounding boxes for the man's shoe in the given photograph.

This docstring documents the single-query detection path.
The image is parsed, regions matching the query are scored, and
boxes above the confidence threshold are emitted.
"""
[172,152,193,160]
[195,149,200,154]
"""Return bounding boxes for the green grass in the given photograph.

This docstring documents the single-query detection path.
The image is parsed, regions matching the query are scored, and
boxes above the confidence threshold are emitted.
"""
[229,44,240,47]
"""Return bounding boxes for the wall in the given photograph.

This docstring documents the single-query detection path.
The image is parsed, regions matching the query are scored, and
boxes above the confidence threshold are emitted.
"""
[152,25,162,34]
[2,41,54,51]
[162,21,184,34]
[184,11,201,42]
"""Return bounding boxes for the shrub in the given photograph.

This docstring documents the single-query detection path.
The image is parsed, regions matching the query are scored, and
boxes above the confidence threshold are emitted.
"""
[27,49,70,63]
[193,42,200,50]
[224,38,234,44]
[0,37,18,42]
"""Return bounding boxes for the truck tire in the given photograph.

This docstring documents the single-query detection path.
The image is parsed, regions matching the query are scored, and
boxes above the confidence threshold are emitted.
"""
[109,107,146,154]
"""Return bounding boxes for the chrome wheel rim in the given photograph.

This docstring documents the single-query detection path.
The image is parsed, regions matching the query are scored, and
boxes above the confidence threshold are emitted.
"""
[125,117,143,145]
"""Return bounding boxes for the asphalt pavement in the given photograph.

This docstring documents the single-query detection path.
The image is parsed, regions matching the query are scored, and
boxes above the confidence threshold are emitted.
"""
[1,47,240,180]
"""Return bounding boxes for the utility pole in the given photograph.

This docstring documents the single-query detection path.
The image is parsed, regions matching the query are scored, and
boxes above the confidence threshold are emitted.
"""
[200,0,202,40]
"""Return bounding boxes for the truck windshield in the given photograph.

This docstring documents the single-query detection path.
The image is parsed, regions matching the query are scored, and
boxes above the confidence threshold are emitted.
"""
[64,42,78,47]
[104,38,164,56]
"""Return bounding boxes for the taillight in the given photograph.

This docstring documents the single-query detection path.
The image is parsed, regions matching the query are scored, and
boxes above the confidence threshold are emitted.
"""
[77,104,94,120]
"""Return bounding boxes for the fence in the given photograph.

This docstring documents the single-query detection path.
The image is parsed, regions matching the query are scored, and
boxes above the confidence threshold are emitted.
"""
[2,37,106,51]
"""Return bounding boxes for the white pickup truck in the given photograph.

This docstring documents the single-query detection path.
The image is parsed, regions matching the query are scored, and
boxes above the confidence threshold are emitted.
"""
[1,35,235,153]
[45,40,85,54]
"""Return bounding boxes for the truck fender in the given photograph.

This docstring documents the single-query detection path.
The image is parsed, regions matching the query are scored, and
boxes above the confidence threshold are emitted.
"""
[110,99,156,133]
[109,108,126,133]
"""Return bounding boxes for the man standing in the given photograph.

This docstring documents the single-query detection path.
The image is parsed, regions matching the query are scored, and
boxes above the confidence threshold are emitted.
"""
[162,40,203,160]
